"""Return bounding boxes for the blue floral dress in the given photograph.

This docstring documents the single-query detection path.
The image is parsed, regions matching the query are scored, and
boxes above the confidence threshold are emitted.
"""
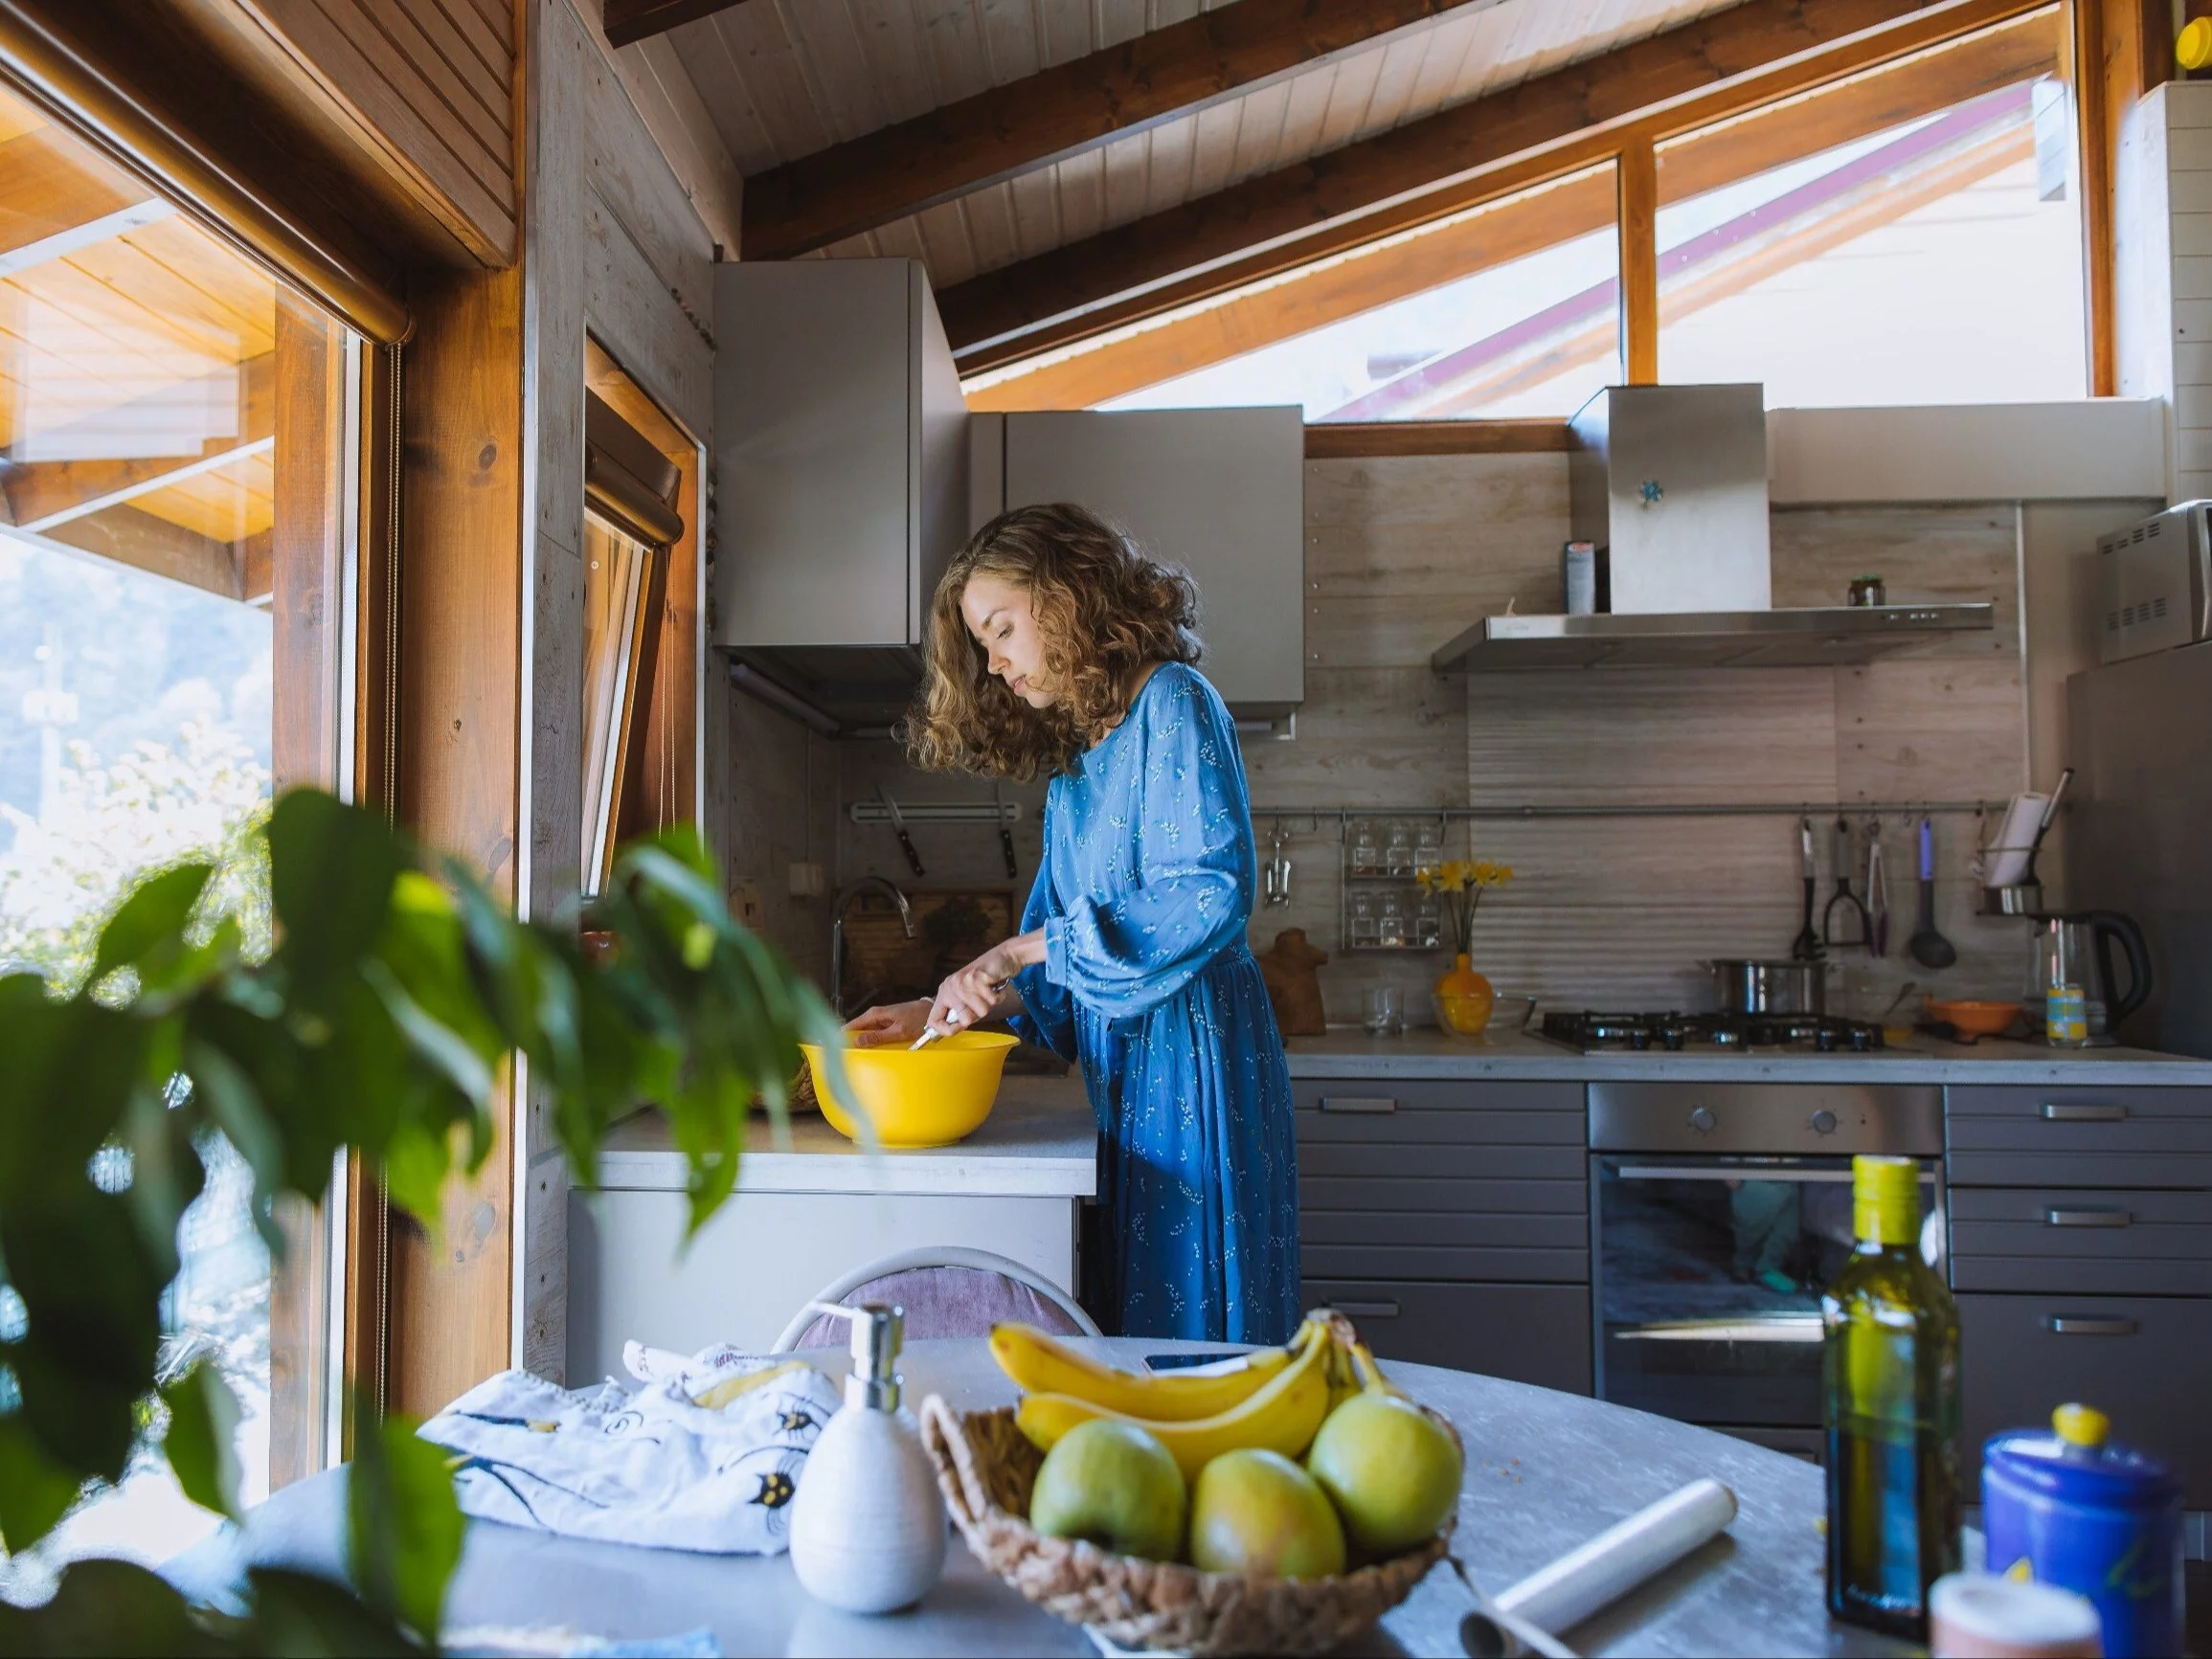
[1007,662,1301,1344]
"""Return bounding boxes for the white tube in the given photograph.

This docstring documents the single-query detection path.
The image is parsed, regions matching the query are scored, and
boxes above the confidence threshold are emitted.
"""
[1493,1479,1739,1636]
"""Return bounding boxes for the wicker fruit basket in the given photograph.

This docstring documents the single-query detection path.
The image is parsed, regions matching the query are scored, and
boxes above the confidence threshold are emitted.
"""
[918,1334,1458,1657]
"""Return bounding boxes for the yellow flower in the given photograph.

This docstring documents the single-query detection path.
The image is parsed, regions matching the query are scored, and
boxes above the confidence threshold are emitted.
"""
[1414,869,1435,893]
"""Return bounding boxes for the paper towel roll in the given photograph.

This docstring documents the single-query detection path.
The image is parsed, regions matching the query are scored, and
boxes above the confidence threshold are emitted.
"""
[1493,1478,1739,1636]
[1982,794,2049,889]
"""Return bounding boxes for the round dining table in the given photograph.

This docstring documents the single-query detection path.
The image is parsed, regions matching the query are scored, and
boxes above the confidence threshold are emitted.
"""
[167,1338,1911,1657]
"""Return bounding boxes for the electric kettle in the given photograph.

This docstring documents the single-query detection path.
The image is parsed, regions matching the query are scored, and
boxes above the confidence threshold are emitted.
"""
[2027,911,2153,1043]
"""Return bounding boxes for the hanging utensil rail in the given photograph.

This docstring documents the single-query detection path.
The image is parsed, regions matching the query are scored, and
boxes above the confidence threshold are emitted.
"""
[1252,800,1996,826]
[848,801,1022,823]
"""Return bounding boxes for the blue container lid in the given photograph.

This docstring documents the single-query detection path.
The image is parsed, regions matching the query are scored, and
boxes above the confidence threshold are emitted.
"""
[1984,1404,2182,1513]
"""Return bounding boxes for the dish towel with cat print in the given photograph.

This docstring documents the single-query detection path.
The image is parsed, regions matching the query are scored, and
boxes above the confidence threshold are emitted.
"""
[418,1356,842,1554]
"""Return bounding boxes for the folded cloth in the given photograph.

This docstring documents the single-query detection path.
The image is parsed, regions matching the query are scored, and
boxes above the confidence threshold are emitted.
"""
[419,1362,843,1555]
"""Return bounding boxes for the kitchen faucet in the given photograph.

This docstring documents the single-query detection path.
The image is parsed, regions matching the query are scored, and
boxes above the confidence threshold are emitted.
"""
[830,875,914,1018]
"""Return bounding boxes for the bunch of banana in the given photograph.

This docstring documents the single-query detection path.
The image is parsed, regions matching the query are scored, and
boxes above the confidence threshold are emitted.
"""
[1004,1318,1337,1482]
[990,1319,1309,1421]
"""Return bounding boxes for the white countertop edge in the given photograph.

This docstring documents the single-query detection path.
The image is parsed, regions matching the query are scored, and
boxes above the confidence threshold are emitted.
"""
[593,1146,1096,1199]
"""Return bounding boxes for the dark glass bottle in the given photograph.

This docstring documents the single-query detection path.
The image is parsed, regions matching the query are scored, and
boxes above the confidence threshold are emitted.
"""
[1822,1155,1961,1642]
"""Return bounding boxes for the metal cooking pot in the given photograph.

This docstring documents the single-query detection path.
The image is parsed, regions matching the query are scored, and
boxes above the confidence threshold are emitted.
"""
[1705,958,1825,1015]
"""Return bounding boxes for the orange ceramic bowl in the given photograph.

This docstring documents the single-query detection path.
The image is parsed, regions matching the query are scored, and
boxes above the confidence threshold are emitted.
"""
[1927,999,2022,1042]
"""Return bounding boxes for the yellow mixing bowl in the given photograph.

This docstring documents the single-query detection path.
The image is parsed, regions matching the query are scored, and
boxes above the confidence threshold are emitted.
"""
[800,1030,1018,1148]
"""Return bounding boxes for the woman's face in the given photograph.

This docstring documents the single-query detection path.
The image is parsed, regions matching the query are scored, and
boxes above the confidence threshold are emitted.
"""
[961,573,1055,708]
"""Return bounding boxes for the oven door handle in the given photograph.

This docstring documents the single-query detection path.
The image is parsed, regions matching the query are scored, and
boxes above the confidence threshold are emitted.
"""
[1608,1165,1864,1183]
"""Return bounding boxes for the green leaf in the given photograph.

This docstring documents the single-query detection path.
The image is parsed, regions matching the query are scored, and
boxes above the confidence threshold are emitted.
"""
[245,1565,428,1655]
[266,791,409,1002]
[0,1414,83,1556]
[0,1556,219,1656]
[348,1406,463,1646]
[182,1040,286,1254]
[378,1120,452,1235]
[161,1362,242,1521]
[360,958,494,1111]
[90,863,214,984]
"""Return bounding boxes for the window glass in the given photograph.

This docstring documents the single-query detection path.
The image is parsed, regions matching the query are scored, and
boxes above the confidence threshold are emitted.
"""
[0,78,351,1599]
[1089,164,1621,421]
[1655,70,2085,403]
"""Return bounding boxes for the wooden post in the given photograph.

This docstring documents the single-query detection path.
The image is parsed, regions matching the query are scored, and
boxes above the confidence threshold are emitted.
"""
[1617,141,1660,385]
[387,263,528,1418]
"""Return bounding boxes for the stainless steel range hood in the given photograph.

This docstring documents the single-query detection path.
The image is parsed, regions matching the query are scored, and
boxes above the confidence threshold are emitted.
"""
[1434,384,1994,673]
[1432,602,1997,672]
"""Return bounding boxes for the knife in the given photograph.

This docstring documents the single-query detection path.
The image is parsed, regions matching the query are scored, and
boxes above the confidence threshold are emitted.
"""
[878,785,925,878]
[994,782,1018,879]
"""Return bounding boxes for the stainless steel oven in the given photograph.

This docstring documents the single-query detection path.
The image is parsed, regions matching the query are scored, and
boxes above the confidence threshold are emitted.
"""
[1589,1082,1945,1459]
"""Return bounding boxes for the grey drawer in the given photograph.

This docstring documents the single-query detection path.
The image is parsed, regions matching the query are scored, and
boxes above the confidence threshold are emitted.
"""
[1294,1079,1582,1116]
[1957,1293,2212,1505]
[1302,1278,1591,1396]
[1299,1144,1587,1182]
[1950,1188,2212,1295]
[1945,1085,2212,1188]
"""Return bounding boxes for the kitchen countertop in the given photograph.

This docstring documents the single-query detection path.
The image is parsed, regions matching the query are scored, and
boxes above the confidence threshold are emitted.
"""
[1285,1028,2212,1085]
[169,1337,1898,1658]
[594,1074,1096,1199]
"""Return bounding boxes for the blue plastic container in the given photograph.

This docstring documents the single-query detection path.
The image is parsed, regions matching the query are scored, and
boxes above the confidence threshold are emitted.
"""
[1981,1404,2183,1659]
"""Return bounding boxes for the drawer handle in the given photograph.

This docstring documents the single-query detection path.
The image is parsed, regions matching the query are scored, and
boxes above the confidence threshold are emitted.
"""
[2045,1208,2133,1228]
[1329,1300,1401,1318]
[2041,1102,2127,1122]
[2045,1315,2140,1336]
[1320,1096,1397,1114]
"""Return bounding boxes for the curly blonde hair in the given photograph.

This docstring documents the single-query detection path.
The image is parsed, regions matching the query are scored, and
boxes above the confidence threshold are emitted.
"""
[906,504,1201,780]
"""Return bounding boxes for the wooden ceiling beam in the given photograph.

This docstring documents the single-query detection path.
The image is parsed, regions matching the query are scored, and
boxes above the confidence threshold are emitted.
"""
[741,0,1502,260]
[601,0,756,51]
[942,0,2059,368]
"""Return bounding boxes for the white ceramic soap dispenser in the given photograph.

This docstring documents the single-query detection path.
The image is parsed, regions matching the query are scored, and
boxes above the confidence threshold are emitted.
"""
[786,1300,947,1614]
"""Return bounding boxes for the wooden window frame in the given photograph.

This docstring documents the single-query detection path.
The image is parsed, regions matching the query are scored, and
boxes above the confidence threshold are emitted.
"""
[980,0,2124,451]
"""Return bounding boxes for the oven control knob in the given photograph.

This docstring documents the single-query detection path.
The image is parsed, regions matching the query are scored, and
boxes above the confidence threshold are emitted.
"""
[1812,1110,1839,1135]
[1689,1106,1718,1133]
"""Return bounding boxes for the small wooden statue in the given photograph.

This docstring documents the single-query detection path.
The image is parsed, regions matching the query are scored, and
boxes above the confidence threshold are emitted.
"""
[1256,928,1329,1037]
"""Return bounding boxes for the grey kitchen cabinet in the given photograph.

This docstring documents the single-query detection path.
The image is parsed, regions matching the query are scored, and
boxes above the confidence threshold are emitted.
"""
[1295,1079,1591,1392]
[1955,1292,2212,1505]
[1948,1186,2212,1295]
[974,407,1306,716]
[1945,1083,2212,1188]
[712,258,968,727]
[1943,1084,2211,1504]
[1299,1279,1591,1397]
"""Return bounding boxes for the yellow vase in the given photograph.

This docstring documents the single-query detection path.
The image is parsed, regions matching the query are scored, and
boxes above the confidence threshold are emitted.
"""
[1433,953,1495,1037]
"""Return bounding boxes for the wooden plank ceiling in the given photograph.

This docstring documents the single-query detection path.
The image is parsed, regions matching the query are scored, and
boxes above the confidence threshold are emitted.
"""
[626,0,1743,328]
[0,79,278,603]
[618,0,2058,388]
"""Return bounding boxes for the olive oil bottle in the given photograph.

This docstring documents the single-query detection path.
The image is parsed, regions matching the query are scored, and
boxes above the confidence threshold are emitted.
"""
[1822,1155,1960,1641]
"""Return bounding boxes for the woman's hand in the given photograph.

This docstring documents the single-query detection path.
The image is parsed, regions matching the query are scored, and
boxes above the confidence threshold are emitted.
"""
[844,998,931,1048]
[928,930,1047,1037]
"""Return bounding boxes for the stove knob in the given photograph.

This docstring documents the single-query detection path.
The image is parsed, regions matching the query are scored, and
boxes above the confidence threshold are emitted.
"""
[1689,1106,1718,1133]
[1812,1109,1839,1135]
[1850,1026,1875,1052]
[1815,1027,1839,1053]
[1629,1030,1651,1051]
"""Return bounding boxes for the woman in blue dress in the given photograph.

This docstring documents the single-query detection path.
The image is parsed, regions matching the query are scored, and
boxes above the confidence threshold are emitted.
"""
[844,504,1301,1344]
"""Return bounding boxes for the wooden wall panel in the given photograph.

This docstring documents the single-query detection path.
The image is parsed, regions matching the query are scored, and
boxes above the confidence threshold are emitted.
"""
[390,263,525,1415]
[238,0,521,265]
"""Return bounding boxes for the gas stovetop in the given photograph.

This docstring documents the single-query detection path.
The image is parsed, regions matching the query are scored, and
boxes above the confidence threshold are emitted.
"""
[1539,1010,1889,1054]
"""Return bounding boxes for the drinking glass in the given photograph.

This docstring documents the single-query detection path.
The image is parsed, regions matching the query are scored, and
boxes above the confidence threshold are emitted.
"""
[1363,986,1404,1036]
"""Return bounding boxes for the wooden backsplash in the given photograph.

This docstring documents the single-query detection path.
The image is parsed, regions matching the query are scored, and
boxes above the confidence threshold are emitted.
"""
[1249,453,2035,1024]
[742,450,2065,1025]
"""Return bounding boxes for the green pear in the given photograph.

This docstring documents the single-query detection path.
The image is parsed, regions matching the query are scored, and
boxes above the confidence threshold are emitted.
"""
[1306,1392,1462,1557]
[1188,1448,1345,1579]
[1027,1419,1186,1561]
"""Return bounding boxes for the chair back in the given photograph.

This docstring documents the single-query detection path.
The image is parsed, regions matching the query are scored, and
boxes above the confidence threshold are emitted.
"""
[771,1245,1098,1352]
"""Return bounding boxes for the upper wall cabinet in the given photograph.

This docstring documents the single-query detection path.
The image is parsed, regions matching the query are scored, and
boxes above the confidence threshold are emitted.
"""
[976,408,1306,716]
[713,259,967,725]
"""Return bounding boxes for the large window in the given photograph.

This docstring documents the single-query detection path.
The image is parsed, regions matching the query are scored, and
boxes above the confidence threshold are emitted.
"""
[966,12,2081,419]
[0,79,355,1599]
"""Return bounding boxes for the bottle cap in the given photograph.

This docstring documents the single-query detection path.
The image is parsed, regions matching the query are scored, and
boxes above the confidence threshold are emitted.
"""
[1852,1154,1920,1246]
[1929,1573,2102,1657]
[2051,1402,2109,1450]
[805,1300,906,1412]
